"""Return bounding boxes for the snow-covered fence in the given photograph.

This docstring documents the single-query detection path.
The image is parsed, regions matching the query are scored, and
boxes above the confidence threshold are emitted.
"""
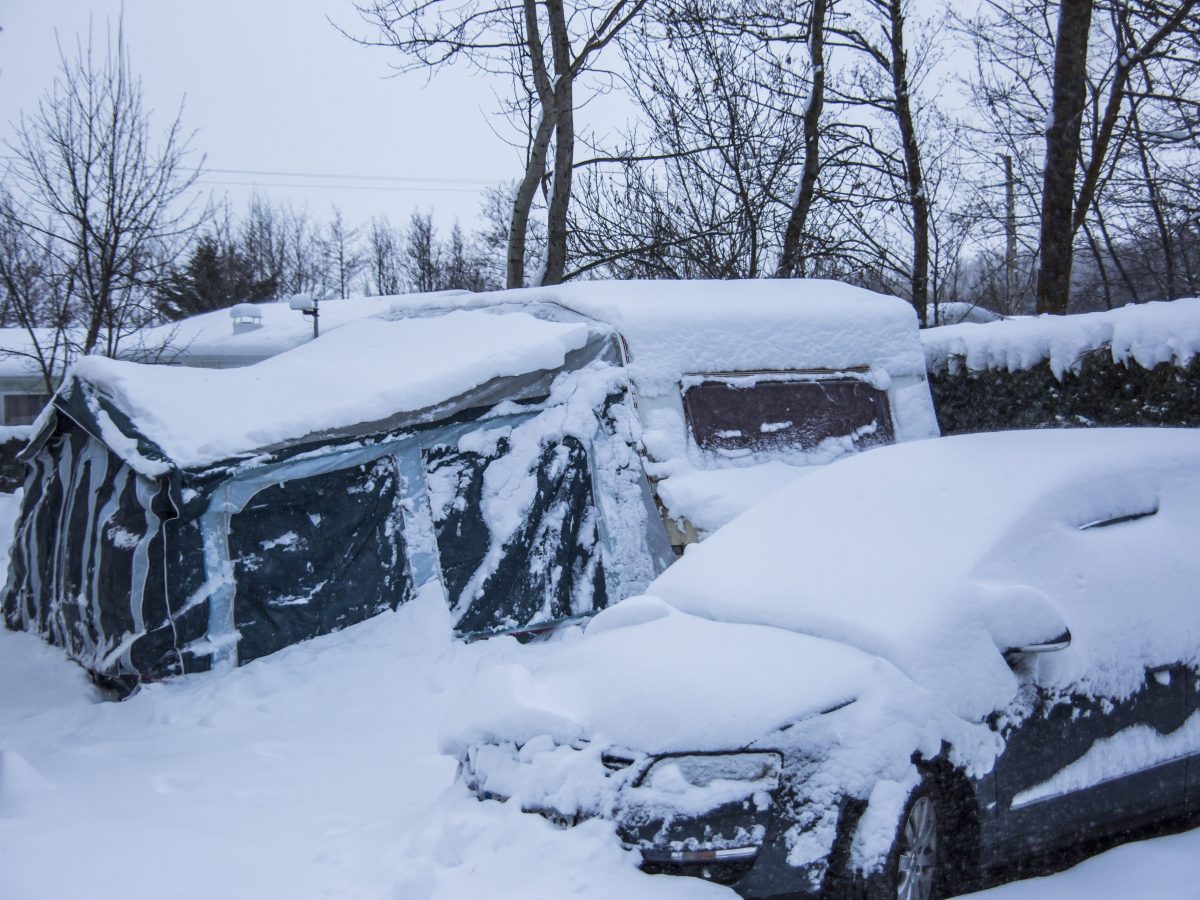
[922,299,1200,433]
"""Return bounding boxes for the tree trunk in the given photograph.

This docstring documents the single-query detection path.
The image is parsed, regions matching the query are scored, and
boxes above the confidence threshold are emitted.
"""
[1036,0,1093,315]
[540,0,574,286]
[507,0,560,289]
[776,0,827,279]
[886,0,929,327]
[506,109,556,288]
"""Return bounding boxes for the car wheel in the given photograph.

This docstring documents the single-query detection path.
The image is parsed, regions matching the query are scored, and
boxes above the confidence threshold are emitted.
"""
[863,781,947,900]
[895,791,940,900]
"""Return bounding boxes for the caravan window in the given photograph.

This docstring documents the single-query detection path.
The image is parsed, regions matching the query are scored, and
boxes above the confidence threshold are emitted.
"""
[682,373,894,455]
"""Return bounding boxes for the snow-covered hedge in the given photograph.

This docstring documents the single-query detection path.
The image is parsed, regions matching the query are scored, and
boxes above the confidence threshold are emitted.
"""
[0,426,30,493]
[922,299,1200,433]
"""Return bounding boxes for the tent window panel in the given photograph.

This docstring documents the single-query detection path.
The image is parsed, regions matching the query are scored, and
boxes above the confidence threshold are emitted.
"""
[683,376,895,454]
[229,455,411,665]
[424,435,607,637]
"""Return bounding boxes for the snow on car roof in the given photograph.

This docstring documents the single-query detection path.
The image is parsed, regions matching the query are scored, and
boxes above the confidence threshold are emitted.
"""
[923,297,1200,379]
[58,309,595,469]
[391,279,928,396]
[648,428,1200,720]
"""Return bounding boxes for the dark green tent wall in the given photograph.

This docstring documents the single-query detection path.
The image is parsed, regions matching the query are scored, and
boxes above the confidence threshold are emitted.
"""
[2,316,674,691]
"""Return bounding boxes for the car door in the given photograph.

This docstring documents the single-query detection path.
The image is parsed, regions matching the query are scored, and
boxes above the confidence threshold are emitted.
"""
[1187,665,1200,813]
[992,661,1189,855]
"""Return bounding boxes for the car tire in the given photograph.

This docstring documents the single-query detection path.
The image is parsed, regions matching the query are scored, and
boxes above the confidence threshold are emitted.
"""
[866,780,947,900]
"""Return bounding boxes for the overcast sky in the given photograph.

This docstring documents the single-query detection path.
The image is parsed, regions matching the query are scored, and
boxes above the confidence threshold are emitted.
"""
[0,0,517,231]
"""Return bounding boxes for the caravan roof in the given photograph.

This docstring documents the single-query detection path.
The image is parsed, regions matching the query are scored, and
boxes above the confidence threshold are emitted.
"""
[390,279,929,392]
[389,280,938,535]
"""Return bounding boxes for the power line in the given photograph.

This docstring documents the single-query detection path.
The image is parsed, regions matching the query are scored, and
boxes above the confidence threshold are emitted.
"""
[197,179,487,194]
[1,154,505,187]
[201,166,501,186]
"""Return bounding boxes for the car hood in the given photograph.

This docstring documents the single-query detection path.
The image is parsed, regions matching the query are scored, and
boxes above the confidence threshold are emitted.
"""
[441,596,889,756]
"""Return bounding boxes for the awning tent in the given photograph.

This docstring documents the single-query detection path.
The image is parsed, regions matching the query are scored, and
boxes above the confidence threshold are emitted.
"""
[2,309,672,690]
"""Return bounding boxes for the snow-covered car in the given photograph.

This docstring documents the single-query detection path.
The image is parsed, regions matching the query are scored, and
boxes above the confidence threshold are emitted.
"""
[443,428,1200,899]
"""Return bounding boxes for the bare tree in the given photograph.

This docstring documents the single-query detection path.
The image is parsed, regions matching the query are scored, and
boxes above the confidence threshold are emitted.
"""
[569,1,808,279]
[403,210,441,293]
[3,21,201,359]
[366,215,404,296]
[777,0,830,278]
[240,193,289,296]
[0,191,74,393]
[348,0,645,288]
[812,0,936,321]
[323,206,364,299]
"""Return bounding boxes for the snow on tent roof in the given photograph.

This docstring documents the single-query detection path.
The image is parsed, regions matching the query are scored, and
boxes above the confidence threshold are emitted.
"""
[390,279,927,395]
[648,428,1200,721]
[923,297,1200,379]
[45,309,595,471]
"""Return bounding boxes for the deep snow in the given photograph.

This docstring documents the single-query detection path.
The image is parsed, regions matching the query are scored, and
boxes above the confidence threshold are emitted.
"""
[0,582,725,900]
[0,467,1197,897]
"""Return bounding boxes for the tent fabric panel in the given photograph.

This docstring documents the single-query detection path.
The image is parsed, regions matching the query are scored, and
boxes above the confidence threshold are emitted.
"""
[425,435,607,636]
[89,466,143,657]
[228,454,413,665]
[2,453,50,631]
[1,422,180,684]
[125,479,180,680]
[163,517,217,675]
[55,438,104,658]
[37,431,85,643]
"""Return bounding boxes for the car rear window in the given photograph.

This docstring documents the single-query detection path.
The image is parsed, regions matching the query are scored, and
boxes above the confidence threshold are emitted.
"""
[682,373,894,454]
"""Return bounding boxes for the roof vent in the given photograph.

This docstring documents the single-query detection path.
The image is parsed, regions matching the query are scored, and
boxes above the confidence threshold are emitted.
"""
[230,303,264,334]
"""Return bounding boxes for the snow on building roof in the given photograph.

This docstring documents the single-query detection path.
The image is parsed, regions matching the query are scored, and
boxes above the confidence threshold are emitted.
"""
[55,309,596,470]
[392,279,928,396]
[134,293,441,366]
[923,297,1200,379]
[648,427,1200,721]
[0,328,64,381]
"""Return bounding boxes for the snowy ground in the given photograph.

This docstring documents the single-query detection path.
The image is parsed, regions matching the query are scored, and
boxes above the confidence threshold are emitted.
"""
[0,489,1197,899]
